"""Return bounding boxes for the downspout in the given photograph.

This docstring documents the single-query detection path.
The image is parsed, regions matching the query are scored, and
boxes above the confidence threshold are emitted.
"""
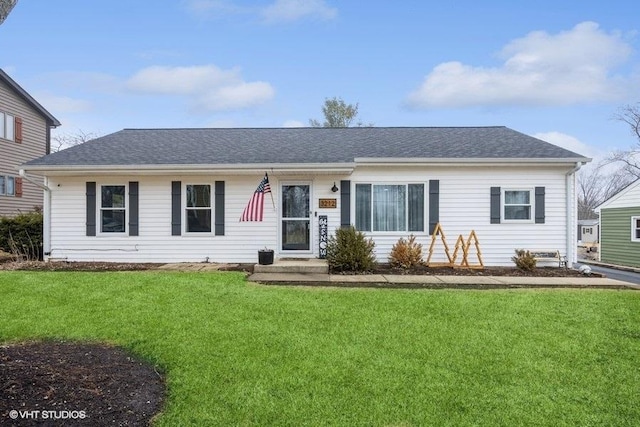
[19,170,52,259]
[565,162,584,268]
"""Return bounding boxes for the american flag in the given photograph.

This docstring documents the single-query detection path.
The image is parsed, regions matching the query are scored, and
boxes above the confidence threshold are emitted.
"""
[240,173,272,221]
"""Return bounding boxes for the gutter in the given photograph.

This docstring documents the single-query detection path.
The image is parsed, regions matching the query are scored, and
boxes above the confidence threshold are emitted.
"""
[19,169,52,257]
[565,162,585,268]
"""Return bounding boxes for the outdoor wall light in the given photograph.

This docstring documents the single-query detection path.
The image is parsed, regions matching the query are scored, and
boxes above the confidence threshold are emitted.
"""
[331,182,339,192]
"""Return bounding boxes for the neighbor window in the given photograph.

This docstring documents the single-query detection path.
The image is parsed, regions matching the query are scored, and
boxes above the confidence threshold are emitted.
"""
[632,217,640,242]
[101,185,126,233]
[503,189,532,221]
[4,176,15,196]
[186,184,211,232]
[356,183,424,232]
[0,112,14,141]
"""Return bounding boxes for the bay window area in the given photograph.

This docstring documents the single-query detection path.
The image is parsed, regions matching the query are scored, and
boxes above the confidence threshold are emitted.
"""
[356,183,424,232]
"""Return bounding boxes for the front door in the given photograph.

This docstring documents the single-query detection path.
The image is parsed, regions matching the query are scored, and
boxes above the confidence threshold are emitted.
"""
[281,183,311,252]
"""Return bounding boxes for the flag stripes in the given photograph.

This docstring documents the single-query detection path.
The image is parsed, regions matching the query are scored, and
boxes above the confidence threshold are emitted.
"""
[240,174,271,222]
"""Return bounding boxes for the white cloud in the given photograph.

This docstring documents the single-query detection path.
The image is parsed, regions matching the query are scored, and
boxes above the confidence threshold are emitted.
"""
[533,131,594,157]
[126,65,275,111]
[282,120,305,127]
[408,22,634,108]
[262,0,337,23]
[36,93,92,114]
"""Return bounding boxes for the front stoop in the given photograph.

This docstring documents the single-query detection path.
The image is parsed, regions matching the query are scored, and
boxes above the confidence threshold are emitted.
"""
[253,259,329,274]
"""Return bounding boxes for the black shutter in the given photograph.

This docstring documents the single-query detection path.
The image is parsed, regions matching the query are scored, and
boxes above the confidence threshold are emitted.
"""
[535,186,545,224]
[171,181,181,236]
[215,181,225,236]
[429,180,439,234]
[129,181,139,236]
[86,182,96,236]
[490,187,501,224]
[340,180,351,228]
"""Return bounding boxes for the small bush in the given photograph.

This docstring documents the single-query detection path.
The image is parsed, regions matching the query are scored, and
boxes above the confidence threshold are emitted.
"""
[389,234,423,269]
[512,249,537,271]
[0,211,44,261]
[326,226,376,273]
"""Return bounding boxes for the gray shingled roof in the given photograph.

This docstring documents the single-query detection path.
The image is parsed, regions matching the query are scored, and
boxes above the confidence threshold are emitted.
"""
[23,127,588,168]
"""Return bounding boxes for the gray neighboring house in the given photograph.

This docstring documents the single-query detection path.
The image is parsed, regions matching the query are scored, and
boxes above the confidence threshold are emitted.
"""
[0,69,60,216]
[20,127,589,266]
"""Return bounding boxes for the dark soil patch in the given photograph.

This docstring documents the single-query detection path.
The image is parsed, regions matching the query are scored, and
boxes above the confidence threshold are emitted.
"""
[0,341,165,426]
[365,264,593,277]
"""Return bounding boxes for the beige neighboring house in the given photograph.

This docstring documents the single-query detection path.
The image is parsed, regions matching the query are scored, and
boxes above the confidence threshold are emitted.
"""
[0,69,60,217]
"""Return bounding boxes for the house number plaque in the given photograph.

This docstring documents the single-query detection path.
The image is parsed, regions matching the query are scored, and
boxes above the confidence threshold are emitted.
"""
[319,198,337,208]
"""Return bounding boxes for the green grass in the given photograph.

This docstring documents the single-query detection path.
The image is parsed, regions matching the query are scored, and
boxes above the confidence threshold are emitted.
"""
[1,271,640,426]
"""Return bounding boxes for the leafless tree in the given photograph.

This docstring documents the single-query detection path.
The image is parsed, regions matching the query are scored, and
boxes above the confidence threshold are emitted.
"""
[51,130,97,153]
[577,163,635,219]
[608,103,640,178]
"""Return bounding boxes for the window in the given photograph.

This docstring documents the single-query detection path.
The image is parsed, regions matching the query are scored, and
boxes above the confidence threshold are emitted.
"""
[632,217,640,242]
[356,183,424,232]
[186,184,211,232]
[5,176,14,196]
[101,185,126,233]
[503,189,532,221]
[583,227,593,235]
[0,112,15,141]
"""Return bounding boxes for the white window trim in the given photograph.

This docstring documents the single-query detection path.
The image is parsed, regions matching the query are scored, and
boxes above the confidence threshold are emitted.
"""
[0,111,14,141]
[631,216,640,242]
[98,183,128,235]
[354,182,427,234]
[0,175,14,197]
[501,188,534,223]
[183,183,213,235]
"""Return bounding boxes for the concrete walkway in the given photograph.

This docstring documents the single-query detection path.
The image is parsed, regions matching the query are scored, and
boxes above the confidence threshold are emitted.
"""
[248,272,640,290]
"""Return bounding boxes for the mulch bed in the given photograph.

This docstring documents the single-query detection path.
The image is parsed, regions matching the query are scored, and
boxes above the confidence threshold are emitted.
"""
[0,261,593,277]
[0,341,165,426]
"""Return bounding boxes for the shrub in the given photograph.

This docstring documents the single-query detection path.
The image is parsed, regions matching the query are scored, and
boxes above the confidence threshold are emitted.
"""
[512,249,536,271]
[389,234,423,269]
[326,226,376,273]
[0,211,44,261]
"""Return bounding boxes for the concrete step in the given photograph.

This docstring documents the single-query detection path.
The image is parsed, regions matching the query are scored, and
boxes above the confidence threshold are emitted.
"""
[254,259,329,274]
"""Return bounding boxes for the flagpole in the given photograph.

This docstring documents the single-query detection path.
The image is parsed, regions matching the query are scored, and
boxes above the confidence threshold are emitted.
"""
[266,173,276,210]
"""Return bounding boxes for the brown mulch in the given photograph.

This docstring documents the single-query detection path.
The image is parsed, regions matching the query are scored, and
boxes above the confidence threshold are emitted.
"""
[0,260,592,277]
[0,341,165,426]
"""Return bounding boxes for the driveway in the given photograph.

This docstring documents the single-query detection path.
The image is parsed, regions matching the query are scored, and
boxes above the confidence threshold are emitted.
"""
[582,263,640,286]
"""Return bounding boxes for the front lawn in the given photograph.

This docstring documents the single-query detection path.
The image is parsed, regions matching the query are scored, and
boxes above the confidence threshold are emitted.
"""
[1,271,639,426]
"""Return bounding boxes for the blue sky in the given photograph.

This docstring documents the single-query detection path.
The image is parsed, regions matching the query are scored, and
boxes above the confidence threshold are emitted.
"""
[2,1,640,165]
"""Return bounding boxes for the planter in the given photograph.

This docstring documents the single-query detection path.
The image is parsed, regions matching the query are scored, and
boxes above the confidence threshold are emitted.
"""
[258,249,274,265]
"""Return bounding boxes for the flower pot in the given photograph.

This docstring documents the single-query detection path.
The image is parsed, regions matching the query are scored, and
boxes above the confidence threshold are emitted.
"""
[258,249,274,265]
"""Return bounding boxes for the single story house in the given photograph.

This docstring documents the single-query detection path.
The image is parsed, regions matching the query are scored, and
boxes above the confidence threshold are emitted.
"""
[20,127,589,266]
[578,219,599,245]
[595,178,640,268]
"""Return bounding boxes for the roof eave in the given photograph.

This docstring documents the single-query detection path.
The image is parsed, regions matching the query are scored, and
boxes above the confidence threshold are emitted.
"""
[19,162,357,176]
[354,157,592,166]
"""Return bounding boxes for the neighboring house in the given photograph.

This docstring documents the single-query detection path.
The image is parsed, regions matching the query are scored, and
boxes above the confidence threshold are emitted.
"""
[20,127,589,266]
[595,179,640,268]
[578,219,599,244]
[0,69,60,216]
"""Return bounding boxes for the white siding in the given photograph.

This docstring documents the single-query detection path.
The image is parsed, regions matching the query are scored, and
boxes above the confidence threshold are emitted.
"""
[350,165,571,267]
[47,165,574,266]
[598,180,640,210]
[48,174,344,263]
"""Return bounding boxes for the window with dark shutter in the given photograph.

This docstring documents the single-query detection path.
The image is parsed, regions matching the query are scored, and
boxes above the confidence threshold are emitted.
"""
[14,117,22,143]
[15,177,23,197]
